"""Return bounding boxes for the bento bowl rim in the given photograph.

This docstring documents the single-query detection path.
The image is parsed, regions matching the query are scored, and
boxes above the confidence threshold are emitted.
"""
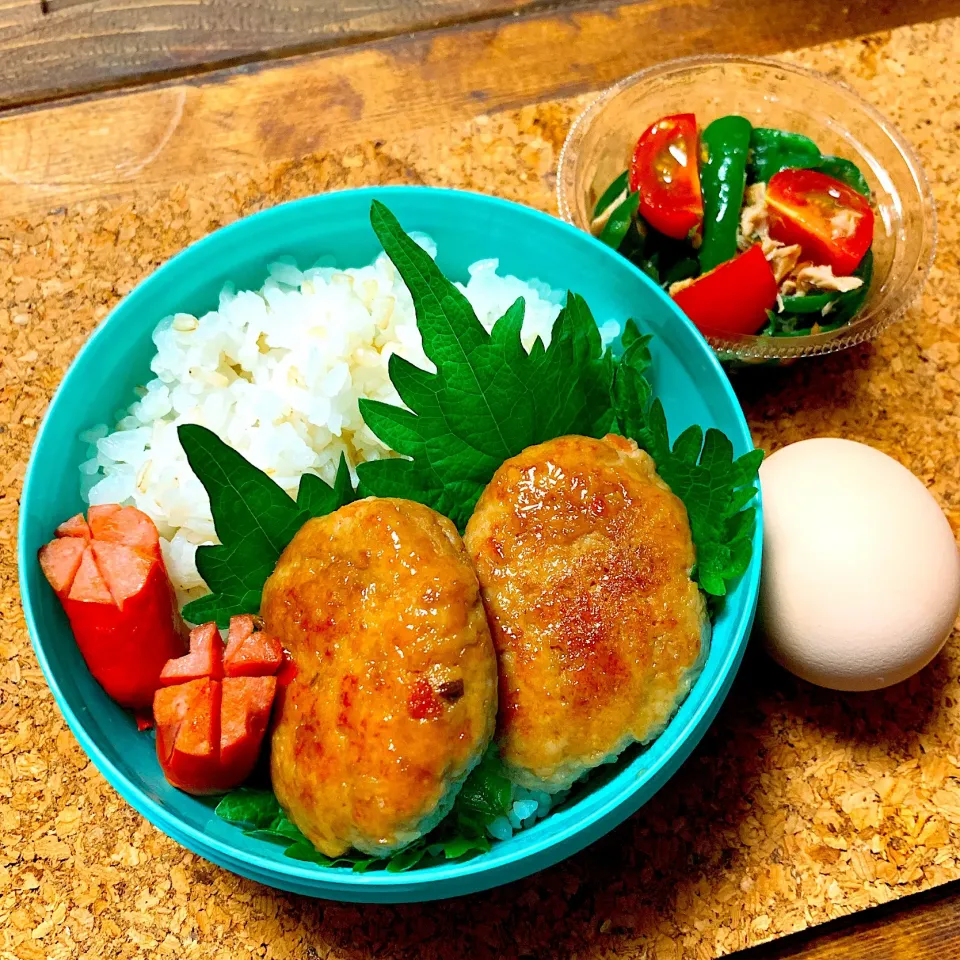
[19,184,761,898]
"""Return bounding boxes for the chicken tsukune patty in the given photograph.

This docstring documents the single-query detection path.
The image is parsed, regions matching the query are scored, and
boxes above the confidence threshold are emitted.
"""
[261,498,498,858]
[464,434,707,793]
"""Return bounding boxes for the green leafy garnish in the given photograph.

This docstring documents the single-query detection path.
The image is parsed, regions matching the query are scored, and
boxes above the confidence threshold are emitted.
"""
[215,787,281,828]
[612,341,762,596]
[386,844,430,872]
[215,789,373,868]
[357,200,615,530]
[214,746,514,872]
[296,456,357,517]
[454,746,512,820]
[179,425,356,626]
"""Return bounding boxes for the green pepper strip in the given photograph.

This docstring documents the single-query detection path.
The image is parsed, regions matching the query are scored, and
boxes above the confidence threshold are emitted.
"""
[748,128,820,183]
[593,170,629,218]
[699,115,753,273]
[598,191,640,250]
[767,249,874,336]
[779,291,837,314]
[813,156,871,197]
[824,248,874,325]
[748,128,871,197]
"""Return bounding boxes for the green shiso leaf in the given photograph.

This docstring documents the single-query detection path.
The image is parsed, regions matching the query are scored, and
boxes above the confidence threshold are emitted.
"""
[179,424,356,626]
[214,788,281,829]
[611,350,762,597]
[455,746,512,821]
[619,317,645,354]
[297,453,358,517]
[611,339,659,453]
[357,200,615,530]
[212,745,513,872]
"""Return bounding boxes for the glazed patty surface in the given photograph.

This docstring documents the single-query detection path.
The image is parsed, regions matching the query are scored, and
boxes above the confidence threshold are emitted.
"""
[464,434,706,792]
[262,497,498,858]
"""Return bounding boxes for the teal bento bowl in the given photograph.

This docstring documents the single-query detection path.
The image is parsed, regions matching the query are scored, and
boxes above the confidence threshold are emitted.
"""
[19,186,761,902]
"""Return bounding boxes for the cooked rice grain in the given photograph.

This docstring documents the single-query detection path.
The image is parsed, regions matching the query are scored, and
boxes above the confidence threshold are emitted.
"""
[82,240,610,602]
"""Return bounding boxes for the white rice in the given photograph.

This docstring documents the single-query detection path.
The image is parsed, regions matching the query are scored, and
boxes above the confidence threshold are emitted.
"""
[81,237,619,602]
[485,785,564,841]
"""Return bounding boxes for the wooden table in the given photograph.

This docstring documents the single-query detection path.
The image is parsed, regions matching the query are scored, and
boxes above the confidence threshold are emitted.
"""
[3,2,960,959]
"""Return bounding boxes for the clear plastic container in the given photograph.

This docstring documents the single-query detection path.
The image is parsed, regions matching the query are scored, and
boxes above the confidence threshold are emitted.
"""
[557,55,936,363]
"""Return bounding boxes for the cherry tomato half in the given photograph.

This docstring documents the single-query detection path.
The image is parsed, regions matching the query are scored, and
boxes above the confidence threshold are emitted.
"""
[766,168,874,276]
[629,113,703,241]
[672,244,778,337]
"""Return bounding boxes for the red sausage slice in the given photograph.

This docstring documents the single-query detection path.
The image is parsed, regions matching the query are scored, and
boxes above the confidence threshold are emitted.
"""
[38,537,87,599]
[160,622,225,685]
[68,547,114,604]
[89,541,153,606]
[56,514,91,540]
[88,504,163,562]
[154,616,283,794]
[155,678,222,794]
[218,676,277,787]
[223,621,284,678]
[154,677,207,764]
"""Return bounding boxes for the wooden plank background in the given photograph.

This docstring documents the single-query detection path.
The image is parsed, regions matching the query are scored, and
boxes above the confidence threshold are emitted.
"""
[0,0,557,108]
[2,0,960,110]
[742,880,960,959]
[0,0,37,29]
[4,0,960,218]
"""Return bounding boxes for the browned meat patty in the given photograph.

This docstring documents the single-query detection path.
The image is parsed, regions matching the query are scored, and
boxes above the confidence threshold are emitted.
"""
[464,434,706,792]
[262,497,497,858]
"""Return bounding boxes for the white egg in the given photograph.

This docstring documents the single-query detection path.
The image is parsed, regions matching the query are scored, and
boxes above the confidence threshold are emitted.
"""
[758,438,960,691]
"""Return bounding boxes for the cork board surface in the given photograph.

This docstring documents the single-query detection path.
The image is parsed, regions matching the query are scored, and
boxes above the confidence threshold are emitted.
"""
[2,15,960,960]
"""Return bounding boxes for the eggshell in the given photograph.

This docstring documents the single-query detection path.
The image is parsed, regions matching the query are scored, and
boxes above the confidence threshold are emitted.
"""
[758,438,960,691]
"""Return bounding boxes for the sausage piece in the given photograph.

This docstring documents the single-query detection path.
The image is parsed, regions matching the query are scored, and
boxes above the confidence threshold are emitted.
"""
[39,505,187,709]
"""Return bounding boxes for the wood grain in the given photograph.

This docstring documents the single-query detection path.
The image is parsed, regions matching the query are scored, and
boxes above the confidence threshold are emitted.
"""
[737,882,960,959]
[3,0,960,217]
[0,0,555,109]
[3,0,960,111]
[43,0,106,10]
[0,0,38,29]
